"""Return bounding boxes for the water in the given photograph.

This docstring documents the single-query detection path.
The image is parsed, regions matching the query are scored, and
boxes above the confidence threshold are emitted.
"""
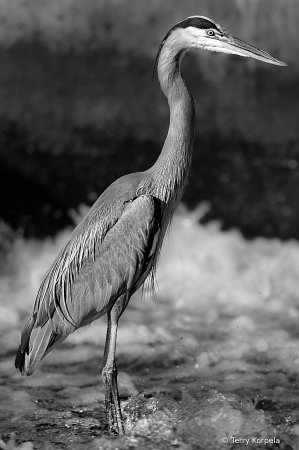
[1,205,299,449]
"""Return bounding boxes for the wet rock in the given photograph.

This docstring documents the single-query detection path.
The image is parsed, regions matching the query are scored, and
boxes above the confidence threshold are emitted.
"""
[64,386,104,407]
[0,387,41,414]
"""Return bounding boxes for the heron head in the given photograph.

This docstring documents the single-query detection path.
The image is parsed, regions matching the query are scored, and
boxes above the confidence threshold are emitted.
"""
[156,16,286,67]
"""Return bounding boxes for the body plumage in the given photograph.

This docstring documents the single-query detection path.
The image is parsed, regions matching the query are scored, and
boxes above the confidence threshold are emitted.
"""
[16,15,286,434]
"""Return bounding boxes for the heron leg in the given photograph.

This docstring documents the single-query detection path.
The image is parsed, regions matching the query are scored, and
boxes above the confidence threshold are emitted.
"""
[102,296,128,435]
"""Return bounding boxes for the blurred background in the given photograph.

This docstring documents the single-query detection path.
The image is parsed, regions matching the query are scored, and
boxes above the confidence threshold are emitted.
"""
[0,0,298,240]
[2,1,299,448]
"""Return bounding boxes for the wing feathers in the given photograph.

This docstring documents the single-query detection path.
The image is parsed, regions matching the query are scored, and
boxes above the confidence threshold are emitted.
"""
[15,321,60,375]
[16,194,161,375]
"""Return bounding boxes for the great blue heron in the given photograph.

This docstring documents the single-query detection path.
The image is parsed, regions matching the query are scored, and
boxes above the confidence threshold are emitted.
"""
[15,16,286,434]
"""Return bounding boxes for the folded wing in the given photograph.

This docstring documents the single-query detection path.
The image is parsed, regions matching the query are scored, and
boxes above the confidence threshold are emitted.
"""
[15,194,161,374]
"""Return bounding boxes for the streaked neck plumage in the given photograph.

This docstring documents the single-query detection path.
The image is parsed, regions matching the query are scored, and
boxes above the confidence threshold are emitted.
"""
[143,31,195,209]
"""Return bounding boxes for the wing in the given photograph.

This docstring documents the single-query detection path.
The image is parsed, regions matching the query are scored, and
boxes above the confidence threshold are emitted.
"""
[55,194,161,332]
[15,192,161,374]
[36,193,161,333]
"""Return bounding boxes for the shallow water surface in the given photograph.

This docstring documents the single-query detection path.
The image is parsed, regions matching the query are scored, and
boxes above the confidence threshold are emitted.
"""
[1,208,299,449]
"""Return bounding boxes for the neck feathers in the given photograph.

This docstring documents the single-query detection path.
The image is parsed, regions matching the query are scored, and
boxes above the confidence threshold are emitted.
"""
[146,30,195,208]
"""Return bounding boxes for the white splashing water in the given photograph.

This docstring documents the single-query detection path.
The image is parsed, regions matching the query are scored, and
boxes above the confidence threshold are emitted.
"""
[1,202,299,333]
[2,203,299,448]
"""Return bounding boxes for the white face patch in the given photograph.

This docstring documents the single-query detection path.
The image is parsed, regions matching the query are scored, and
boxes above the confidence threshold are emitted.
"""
[178,27,234,55]
[185,26,207,39]
[178,26,221,50]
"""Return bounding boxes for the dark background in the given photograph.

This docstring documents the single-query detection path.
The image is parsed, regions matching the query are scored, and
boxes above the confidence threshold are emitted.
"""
[0,0,298,239]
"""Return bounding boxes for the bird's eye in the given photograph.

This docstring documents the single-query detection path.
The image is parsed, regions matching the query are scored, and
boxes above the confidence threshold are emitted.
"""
[207,30,216,37]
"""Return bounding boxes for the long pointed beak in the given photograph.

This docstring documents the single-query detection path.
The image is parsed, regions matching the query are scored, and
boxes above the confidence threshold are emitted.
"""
[223,36,287,66]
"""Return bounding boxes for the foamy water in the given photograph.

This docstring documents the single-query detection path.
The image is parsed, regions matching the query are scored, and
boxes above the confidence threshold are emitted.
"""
[1,204,299,449]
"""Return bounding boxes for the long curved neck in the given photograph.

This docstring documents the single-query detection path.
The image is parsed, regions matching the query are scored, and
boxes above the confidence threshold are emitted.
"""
[148,35,195,207]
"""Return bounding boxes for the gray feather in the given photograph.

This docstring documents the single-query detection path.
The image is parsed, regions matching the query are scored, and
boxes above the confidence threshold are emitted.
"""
[16,187,161,375]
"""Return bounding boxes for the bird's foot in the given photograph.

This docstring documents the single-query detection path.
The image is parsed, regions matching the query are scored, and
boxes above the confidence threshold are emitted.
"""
[103,366,125,435]
[106,401,125,435]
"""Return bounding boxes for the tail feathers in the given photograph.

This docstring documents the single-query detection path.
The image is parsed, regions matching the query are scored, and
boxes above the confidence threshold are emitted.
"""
[15,315,35,372]
[15,317,59,376]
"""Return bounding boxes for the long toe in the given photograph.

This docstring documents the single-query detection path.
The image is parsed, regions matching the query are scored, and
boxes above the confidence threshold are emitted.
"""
[106,401,124,435]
